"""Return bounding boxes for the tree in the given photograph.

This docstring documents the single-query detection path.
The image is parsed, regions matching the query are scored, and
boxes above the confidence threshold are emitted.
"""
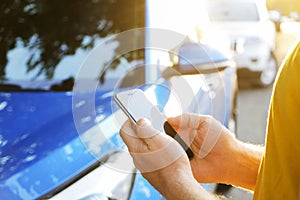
[0,0,145,80]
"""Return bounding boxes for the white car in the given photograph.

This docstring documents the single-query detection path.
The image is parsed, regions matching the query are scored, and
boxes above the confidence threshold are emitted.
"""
[205,0,277,87]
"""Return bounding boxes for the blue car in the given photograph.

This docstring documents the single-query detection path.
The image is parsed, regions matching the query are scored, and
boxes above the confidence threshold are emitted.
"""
[0,0,237,199]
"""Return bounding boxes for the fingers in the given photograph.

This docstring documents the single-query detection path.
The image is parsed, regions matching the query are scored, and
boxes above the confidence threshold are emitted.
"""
[198,118,223,158]
[168,113,204,130]
[167,113,205,146]
[120,118,176,152]
[135,118,161,140]
[120,118,186,173]
[167,113,224,159]
[120,120,147,153]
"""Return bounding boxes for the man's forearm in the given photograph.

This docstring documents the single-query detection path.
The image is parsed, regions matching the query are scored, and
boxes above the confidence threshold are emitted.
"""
[152,165,219,200]
[225,141,264,191]
[163,176,218,200]
[162,143,262,200]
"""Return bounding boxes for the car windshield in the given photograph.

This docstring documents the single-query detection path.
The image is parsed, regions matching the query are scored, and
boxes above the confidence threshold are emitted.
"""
[206,2,260,21]
[0,0,145,91]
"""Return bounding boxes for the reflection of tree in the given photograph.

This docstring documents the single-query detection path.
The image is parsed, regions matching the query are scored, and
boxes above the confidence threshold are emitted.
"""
[0,0,145,80]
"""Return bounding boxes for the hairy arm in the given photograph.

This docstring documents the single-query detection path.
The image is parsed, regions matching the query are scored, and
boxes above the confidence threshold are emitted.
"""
[226,141,264,190]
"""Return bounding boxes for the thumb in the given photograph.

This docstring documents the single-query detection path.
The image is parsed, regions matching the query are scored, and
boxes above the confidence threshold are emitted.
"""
[132,118,187,173]
[136,118,172,150]
[135,118,160,139]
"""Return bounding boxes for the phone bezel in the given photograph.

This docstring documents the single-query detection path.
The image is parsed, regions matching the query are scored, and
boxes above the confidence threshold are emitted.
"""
[114,93,137,124]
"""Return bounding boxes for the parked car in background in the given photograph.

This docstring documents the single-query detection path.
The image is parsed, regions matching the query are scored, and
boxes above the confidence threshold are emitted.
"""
[0,0,237,199]
[205,0,278,87]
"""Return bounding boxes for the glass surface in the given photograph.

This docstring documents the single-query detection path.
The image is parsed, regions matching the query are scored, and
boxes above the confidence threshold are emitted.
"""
[0,0,145,90]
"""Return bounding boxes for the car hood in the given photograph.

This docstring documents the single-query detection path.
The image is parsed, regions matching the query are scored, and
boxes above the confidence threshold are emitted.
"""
[0,90,120,199]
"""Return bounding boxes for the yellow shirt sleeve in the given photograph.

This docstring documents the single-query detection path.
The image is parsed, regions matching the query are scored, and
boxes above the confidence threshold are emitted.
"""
[254,41,300,199]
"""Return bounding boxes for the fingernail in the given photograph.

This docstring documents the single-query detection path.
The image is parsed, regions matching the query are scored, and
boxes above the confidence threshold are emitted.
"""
[137,118,151,127]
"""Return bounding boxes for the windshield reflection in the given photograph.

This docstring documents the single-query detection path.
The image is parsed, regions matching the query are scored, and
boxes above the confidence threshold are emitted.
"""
[0,0,145,87]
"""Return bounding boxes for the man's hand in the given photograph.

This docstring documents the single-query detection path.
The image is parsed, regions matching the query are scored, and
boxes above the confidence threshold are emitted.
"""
[168,113,263,190]
[120,118,216,200]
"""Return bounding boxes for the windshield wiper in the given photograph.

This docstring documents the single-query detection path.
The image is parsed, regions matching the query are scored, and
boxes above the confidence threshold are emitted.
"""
[0,83,46,92]
[0,77,75,92]
[49,77,74,91]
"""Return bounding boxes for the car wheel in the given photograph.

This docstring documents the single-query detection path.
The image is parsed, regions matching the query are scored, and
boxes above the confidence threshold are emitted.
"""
[258,51,278,87]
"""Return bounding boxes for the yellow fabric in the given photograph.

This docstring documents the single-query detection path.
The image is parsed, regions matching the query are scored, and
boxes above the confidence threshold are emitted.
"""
[254,41,300,199]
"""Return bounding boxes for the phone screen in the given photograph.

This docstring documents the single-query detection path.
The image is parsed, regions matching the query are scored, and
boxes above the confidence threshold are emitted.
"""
[114,89,194,159]
[115,89,166,132]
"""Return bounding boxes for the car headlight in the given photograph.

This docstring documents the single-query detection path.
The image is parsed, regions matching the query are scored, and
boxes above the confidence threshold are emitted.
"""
[51,151,136,200]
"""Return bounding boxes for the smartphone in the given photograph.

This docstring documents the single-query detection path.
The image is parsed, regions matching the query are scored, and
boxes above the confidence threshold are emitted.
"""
[114,88,194,159]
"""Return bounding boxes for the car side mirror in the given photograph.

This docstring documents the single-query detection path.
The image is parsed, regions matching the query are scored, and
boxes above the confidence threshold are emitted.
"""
[163,42,235,78]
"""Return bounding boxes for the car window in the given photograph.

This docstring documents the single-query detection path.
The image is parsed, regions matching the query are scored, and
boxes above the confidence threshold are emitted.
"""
[206,2,260,21]
[0,0,145,91]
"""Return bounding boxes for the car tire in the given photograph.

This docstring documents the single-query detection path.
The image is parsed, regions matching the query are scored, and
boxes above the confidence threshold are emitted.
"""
[257,51,278,87]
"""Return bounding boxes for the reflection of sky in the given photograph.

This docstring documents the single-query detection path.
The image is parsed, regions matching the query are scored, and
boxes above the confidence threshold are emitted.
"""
[5,37,88,81]
[5,35,122,82]
[6,37,46,81]
[76,38,120,80]
[53,48,89,80]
